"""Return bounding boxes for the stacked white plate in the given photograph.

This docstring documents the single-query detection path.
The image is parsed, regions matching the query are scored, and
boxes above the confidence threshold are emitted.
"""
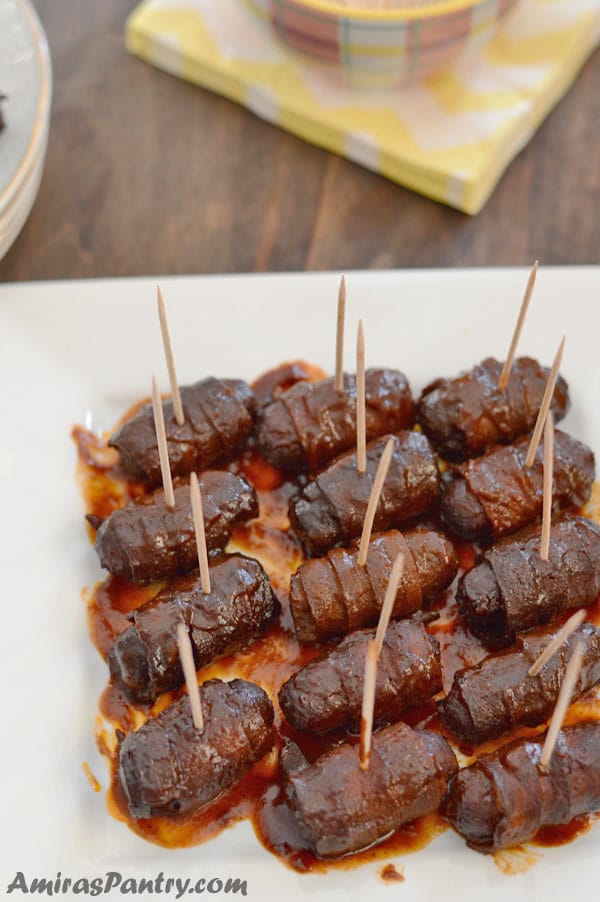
[0,0,52,262]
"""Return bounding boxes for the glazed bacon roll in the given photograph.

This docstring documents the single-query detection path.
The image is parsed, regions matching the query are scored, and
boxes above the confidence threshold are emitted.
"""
[289,433,440,556]
[417,356,569,462]
[438,622,600,745]
[255,368,415,473]
[458,515,600,648]
[109,554,279,705]
[109,377,256,488]
[289,528,458,643]
[279,620,441,735]
[440,430,594,542]
[95,472,258,585]
[118,678,274,819]
[442,722,600,851]
[283,722,457,859]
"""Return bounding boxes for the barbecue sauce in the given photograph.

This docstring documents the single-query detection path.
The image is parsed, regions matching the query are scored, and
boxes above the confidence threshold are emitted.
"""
[380,863,406,883]
[73,361,600,873]
[533,813,600,848]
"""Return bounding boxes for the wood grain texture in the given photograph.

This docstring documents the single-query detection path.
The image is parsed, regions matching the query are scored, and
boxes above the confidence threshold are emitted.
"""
[1,0,598,281]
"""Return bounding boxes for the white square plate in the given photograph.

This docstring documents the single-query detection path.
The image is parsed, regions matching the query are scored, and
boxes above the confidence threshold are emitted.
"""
[1,268,599,901]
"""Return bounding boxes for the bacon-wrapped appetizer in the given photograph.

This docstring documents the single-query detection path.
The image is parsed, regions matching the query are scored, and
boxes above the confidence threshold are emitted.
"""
[283,722,457,858]
[290,528,457,643]
[255,369,414,473]
[442,721,600,851]
[109,378,256,488]
[438,622,600,745]
[289,433,439,557]
[118,678,274,819]
[440,430,594,542]
[95,472,258,585]
[109,555,278,705]
[417,357,569,462]
[279,620,441,735]
[458,515,600,648]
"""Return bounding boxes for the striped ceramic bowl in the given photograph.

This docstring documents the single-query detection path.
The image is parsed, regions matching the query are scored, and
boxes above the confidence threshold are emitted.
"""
[246,0,520,86]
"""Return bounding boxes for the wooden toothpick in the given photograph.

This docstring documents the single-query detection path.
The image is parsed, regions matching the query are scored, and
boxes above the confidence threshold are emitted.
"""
[357,437,395,567]
[528,609,587,677]
[525,336,566,467]
[356,319,367,474]
[540,410,554,561]
[335,275,346,394]
[539,640,585,769]
[190,472,211,594]
[359,639,378,771]
[157,286,184,426]
[151,374,175,510]
[498,261,538,390]
[176,622,204,732]
[374,552,405,658]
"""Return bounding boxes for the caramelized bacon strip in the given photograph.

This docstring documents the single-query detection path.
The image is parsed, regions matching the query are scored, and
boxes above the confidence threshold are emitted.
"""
[417,356,569,462]
[458,515,600,648]
[110,377,256,487]
[284,722,457,859]
[289,433,439,557]
[279,620,441,735]
[438,622,600,745]
[440,430,594,542]
[289,528,457,643]
[95,472,258,585]
[110,554,279,705]
[442,722,600,851]
[255,369,414,473]
[118,679,274,819]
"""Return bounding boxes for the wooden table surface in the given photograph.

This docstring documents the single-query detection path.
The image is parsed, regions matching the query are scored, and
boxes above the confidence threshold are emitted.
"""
[1,1,599,281]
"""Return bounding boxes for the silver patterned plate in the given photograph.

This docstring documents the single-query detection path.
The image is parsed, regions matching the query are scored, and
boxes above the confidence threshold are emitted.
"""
[0,0,51,217]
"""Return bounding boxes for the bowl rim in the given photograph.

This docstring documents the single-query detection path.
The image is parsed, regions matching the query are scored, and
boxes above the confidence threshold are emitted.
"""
[277,0,489,22]
[0,0,52,215]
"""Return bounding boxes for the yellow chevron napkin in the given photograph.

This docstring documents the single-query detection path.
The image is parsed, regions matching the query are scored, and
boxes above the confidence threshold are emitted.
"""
[126,0,600,214]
